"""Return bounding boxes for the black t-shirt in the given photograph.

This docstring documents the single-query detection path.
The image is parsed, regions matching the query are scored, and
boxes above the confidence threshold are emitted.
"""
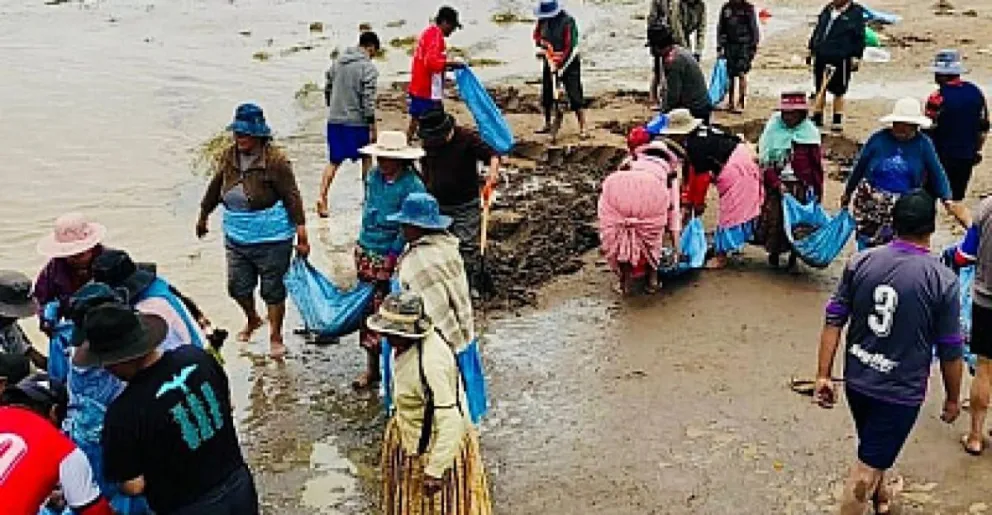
[102,345,244,514]
[684,125,741,174]
[420,127,496,207]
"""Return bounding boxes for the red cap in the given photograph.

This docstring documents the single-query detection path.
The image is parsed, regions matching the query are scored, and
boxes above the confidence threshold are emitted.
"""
[627,126,651,151]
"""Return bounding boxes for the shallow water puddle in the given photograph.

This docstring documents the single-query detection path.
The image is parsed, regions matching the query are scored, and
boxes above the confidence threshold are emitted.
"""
[300,436,360,513]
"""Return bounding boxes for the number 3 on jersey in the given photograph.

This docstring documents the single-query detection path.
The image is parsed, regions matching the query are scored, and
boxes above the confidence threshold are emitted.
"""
[868,285,899,338]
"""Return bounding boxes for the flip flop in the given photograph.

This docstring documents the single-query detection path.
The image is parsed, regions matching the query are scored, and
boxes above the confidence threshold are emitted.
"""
[961,435,984,456]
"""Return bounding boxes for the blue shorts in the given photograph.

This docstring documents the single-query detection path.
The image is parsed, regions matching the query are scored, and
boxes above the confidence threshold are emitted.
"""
[326,123,371,165]
[846,386,921,470]
[408,95,442,118]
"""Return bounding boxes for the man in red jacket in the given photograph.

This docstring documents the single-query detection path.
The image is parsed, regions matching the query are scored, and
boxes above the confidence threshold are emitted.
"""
[407,6,464,140]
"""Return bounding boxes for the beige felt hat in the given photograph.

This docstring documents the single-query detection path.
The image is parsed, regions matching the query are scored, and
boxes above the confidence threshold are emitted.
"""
[659,109,703,136]
[879,98,932,129]
[36,212,107,258]
[359,131,426,160]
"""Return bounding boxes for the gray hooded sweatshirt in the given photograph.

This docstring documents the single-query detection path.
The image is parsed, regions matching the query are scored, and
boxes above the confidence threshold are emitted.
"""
[325,46,378,126]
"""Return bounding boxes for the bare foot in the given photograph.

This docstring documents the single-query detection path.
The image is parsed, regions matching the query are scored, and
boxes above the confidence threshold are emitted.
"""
[237,317,264,343]
[351,371,381,390]
[873,475,904,515]
[269,335,287,360]
[962,434,984,456]
[316,199,329,218]
[705,256,729,270]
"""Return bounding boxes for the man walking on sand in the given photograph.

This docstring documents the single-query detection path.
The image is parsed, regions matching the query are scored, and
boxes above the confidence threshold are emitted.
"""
[407,6,465,141]
[925,49,989,202]
[807,0,866,132]
[815,190,964,514]
[317,31,381,218]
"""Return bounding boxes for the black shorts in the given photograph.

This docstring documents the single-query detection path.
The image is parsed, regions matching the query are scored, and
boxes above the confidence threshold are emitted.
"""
[724,44,754,77]
[972,303,992,359]
[846,386,921,470]
[542,58,585,112]
[813,57,852,96]
[941,156,976,201]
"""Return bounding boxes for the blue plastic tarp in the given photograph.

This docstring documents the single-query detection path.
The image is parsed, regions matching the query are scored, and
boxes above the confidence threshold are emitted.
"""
[455,67,515,155]
[863,5,901,24]
[708,58,729,107]
[782,194,856,268]
[659,217,707,277]
[284,258,375,337]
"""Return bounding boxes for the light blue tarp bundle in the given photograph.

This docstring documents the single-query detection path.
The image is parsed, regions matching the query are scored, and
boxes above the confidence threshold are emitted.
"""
[781,194,856,268]
[960,265,977,373]
[284,258,375,337]
[222,201,296,246]
[708,58,730,107]
[659,217,707,277]
[863,5,901,24]
[454,67,515,155]
[381,280,489,425]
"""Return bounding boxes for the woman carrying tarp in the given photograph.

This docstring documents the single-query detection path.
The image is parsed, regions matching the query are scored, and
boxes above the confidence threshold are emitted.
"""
[842,97,971,250]
[660,109,763,269]
[370,291,492,515]
[756,91,824,269]
[197,103,310,359]
[353,131,427,390]
[598,127,682,294]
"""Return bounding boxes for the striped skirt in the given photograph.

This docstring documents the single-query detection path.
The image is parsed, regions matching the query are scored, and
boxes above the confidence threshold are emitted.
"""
[381,418,492,515]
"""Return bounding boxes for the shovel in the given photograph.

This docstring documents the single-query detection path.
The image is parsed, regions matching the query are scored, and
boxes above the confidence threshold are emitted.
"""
[478,178,496,298]
[813,64,837,111]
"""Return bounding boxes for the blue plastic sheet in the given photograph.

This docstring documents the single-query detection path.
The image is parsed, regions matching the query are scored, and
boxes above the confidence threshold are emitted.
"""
[646,113,668,135]
[708,58,729,107]
[284,258,375,337]
[782,194,856,268]
[863,5,901,24]
[42,302,72,384]
[455,67,515,155]
[222,201,296,246]
[659,217,707,277]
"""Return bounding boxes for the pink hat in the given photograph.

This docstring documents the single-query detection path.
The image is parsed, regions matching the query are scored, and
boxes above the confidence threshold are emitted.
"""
[778,91,809,111]
[36,213,107,258]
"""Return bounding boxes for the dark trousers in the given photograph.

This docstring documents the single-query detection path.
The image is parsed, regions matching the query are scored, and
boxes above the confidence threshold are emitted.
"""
[541,58,584,116]
[941,155,976,201]
[170,466,259,515]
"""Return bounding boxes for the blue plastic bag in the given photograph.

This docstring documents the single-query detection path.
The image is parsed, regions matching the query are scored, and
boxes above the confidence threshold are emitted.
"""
[708,58,729,107]
[455,67,515,155]
[646,113,669,136]
[284,258,375,337]
[782,194,856,268]
[862,5,900,24]
[659,217,707,277]
[42,302,72,384]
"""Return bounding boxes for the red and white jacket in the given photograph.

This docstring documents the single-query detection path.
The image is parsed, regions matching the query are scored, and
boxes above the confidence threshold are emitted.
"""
[408,24,448,100]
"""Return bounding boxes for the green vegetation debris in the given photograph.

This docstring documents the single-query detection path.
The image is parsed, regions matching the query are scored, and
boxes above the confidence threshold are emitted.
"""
[193,131,231,176]
[372,47,388,60]
[468,58,505,67]
[238,29,252,36]
[491,11,535,24]
[309,21,324,32]
[447,46,468,58]
[385,19,407,28]
[44,0,71,5]
[390,36,417,49]
[294,81,321,100]
[252,51,271,61]
[280,43,315,56]
[359,22,373,32]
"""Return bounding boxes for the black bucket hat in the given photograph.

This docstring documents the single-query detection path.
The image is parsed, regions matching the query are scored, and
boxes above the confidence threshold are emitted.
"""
[68,282,126,346]
[417,109,455,143]
[92,250,157,302]
[0,270,38,319]
[74,303,167,368]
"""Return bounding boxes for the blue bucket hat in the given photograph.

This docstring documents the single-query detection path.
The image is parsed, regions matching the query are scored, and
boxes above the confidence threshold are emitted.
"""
[227,103,272,138]
[535,0,562,19]
[931,49,966,75]
[387,192,453,230]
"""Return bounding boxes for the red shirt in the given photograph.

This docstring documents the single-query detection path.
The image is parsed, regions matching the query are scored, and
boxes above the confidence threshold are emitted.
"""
[409,24,447,100]
[0,406,107,515]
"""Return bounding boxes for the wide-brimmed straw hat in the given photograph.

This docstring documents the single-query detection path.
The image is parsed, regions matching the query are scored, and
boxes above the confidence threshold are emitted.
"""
[387,192,453,230]
[778,91,810,111]
[534,0,562,20]
[0,270,38,319]
[74,303,167,368]
[658,109,702,135]
[359,131,426,160]
[931,49,967,75]
[366,291,432,339]
[92,250,157,302]
[879,97,932,129]
[36,213,107,259]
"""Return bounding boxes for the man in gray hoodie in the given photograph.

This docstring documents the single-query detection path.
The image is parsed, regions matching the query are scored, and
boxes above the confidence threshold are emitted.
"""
[317,31,381,218]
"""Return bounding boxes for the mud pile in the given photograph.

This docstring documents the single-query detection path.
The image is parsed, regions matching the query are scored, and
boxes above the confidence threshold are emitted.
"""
[482,144,627,308]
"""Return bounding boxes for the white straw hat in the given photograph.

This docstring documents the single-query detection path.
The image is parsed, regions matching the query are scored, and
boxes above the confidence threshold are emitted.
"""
[359,131,426,160]
[659,109,703,136]
[879,98,932,129]
[36,213,107,258]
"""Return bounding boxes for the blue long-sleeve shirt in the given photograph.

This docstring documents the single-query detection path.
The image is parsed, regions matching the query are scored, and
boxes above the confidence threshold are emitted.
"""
[844,129,952,199]
[358,167,426,256]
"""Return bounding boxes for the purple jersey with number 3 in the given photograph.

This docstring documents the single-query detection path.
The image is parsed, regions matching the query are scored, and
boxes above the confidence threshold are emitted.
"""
[825,240,964,406]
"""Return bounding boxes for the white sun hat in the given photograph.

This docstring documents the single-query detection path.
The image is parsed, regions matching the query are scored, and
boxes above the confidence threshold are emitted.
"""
[359,131,426,160]
[36,212,107,258]
[879,97,933,129]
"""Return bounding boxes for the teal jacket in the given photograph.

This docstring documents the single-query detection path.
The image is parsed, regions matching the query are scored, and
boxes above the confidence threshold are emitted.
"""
[358,167,426,256]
